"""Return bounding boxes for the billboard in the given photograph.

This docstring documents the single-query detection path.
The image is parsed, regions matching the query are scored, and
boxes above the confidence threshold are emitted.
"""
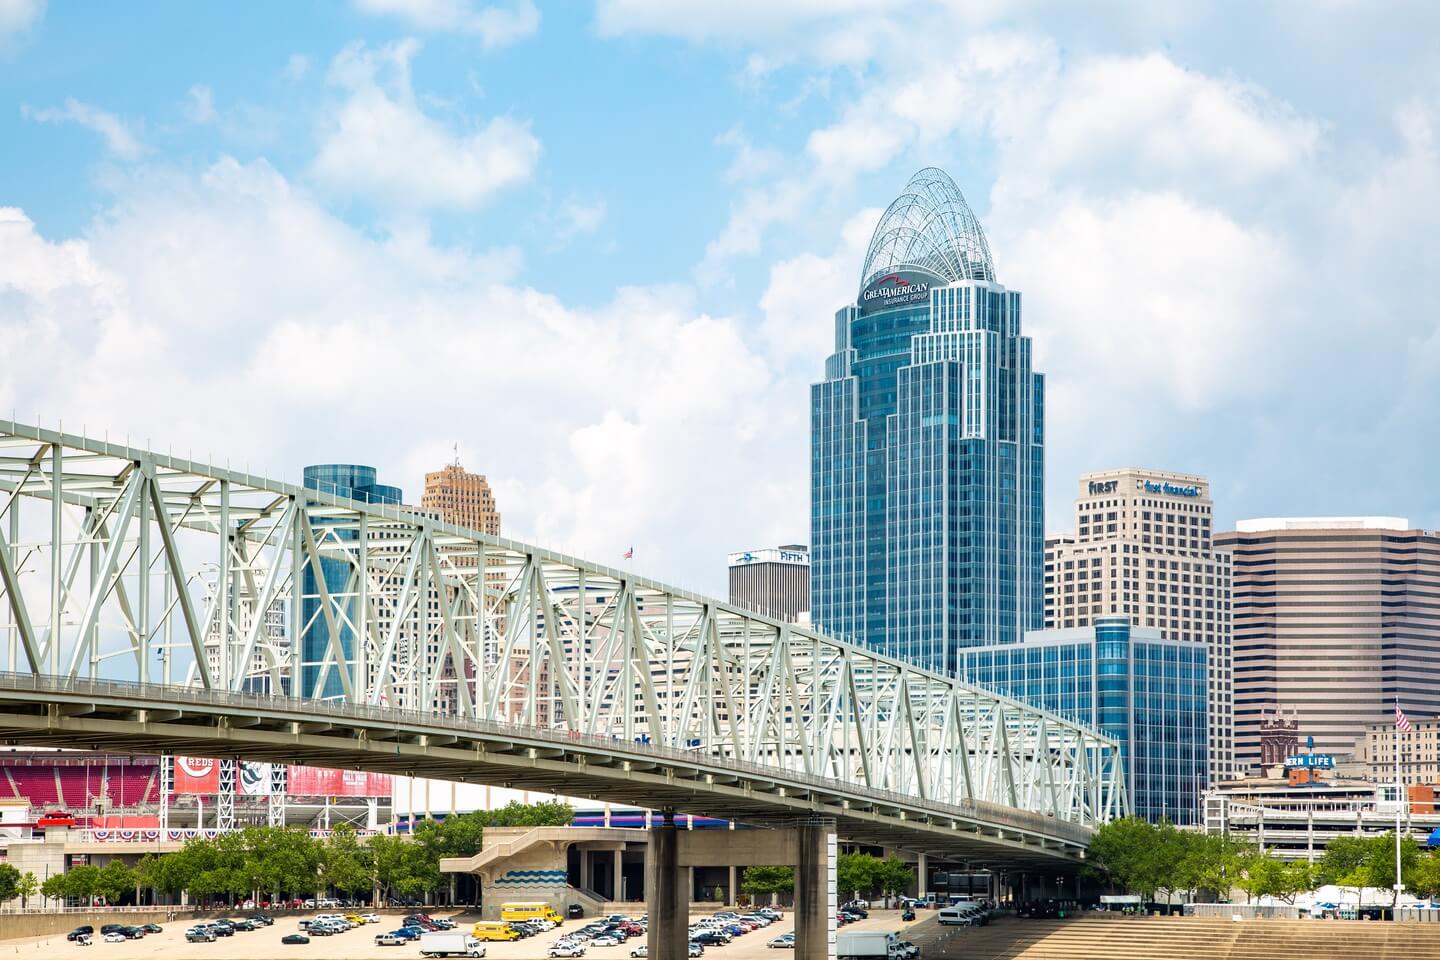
[173,756,219,794]
[239,761,272,796]
[288,765,391,798]
[172,758,389,797]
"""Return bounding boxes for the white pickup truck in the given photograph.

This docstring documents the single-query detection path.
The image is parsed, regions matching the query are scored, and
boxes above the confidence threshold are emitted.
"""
[419,933,486,958]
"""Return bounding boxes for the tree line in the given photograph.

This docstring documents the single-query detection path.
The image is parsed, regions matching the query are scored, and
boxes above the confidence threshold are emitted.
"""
[24,800,573,907]
[1088,816,1440,905]
[741,852,914,901]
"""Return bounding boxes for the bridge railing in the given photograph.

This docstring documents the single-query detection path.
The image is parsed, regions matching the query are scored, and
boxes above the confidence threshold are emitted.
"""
[0,671,1092,846]
[0,418,1127,833]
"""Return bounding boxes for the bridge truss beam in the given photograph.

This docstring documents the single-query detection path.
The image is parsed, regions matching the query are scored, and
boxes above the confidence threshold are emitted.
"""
[0,420,1126,862]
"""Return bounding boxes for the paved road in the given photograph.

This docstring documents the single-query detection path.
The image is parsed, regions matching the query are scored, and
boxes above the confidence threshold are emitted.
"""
[13,909,915,960]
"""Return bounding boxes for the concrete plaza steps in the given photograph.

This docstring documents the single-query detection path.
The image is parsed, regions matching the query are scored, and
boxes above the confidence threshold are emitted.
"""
[907,914,1440,960]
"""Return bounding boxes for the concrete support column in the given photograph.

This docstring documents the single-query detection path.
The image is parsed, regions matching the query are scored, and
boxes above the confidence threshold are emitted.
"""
[729,865,738,906]
[917,854,928,900]
[645,815,687,960]
[794,821,836,960]
[614,850,624,902]
[582,849,591,893]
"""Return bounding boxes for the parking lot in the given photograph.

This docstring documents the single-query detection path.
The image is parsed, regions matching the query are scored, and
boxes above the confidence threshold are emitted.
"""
[12,908,915,960]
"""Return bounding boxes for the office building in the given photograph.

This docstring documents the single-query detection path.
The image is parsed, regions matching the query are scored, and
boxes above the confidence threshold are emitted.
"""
[810,168,1043,674]
[1359,715,1440,787]
[422,460,502,536]
[300,464,403,700]
[1216,517,1440,772]
[1045,468,1233,785]
[727,545,810,622]
[962,617,1207,824]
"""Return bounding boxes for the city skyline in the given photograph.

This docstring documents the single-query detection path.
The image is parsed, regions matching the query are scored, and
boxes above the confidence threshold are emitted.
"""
[2,3,1438,599]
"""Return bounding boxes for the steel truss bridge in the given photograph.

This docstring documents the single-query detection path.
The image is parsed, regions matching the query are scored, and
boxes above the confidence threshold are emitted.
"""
[0,420,1126,868]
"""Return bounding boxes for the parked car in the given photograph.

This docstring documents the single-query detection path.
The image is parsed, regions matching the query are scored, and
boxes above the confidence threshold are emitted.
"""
[250,915,274,926]
[896,940,920,959]
[551,945,588,958]
[768,932,795,949]
[376,933,409,946]
[393,927,425,941]
[282,933,311,945]
[141,924,163,935]
[122,927,146,939]
[361,914,382,925]
[591,935,624,947]
[185,928,216,943]
[66,928,94,942]
[692,932,730,947]
[103,934,126,944]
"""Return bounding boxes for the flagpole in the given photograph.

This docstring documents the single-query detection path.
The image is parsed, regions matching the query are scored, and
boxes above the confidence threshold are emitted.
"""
[1396,697,1403,898]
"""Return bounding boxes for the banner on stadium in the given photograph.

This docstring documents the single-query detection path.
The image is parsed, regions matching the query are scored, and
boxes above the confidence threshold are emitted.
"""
[287,765,391,798]
[239,761,271,796]
[171,758,389,797]
[173,756,219,794]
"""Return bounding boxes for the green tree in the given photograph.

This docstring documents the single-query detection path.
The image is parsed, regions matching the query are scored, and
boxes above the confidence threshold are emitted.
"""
[1409,852,1440,900]
[15,870,38,908]
[873,857,914,899]
[0,863,20,903]
[96,861,134,905]
[41,872,69,903]
[741,865,794,898]
[1174,833,1250,901]
[65,865,102,904]
[837,853,881,900]
[1087,817,1168,899]
[322,825,373,897]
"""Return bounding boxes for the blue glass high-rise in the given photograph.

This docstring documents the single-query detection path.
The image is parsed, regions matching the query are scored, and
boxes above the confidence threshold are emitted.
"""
[961,617,1208,825]
[301,464,402,700]
[811,169,1044,673]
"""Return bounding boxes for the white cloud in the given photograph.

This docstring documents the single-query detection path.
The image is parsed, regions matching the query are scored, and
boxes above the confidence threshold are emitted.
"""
[757,206,879,362]
[284,53,310,81]
[353,0,539,49]
[186,84,216,124]
[22,97,143,160]
[0,0,43,47]
[312,40,541,209]
[549,197,606,245]
[0,160,805,593]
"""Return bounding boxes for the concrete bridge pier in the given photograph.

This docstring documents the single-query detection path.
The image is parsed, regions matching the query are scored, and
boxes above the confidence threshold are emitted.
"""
[792,819,837,960]
[646,812,687,960]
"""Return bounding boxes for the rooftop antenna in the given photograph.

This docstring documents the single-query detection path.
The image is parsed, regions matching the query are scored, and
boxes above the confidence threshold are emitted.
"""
[452,443,461,469]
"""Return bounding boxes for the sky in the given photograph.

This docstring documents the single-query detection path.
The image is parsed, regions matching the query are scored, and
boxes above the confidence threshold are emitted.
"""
[1,0,1438,598]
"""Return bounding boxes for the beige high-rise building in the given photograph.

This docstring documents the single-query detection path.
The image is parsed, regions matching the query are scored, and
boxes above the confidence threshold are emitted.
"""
[422,462,501,536]
[1046,468,1233,785]
[1216,517,1440,773]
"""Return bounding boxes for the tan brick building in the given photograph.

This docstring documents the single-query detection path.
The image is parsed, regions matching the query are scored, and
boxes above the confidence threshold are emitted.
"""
[1217,517,1440,773]
[1045,468,1233,785]
[422,461,501,536]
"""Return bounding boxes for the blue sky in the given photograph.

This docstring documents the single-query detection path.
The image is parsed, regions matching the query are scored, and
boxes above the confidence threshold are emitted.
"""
[2,0,1438,596]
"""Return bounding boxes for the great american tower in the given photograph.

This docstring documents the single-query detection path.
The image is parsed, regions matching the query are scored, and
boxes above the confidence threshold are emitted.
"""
[810,168,1044,674]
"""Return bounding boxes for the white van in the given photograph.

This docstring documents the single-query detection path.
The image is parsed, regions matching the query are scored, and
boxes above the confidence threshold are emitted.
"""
[938,904,981,926]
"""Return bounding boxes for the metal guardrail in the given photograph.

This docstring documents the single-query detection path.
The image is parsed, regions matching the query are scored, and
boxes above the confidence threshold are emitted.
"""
[0,671,1091,846]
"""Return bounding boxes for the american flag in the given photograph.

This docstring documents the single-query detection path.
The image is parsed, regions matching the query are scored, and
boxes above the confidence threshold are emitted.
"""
[1397,703,1412,732]
[623,546,633,560]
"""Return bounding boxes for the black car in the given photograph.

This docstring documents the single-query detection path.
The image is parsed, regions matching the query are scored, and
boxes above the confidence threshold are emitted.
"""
[568,904,585,920]
[250,915,274,926]
[208,923,235,937]
[282,933,311,945]
[66,927,94,942]
[142,924,163,934]
[123,927,147,939]
[100,924,126,936]
[692,932,729,946]
[231,920,256,932]
[841,907,868,920]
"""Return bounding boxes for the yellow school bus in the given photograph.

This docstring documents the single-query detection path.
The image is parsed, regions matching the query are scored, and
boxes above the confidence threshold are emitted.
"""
[499,902,563,925]
[470,922,520,942]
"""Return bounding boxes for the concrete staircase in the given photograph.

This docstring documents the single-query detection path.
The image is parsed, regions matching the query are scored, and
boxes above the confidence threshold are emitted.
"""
[907,914,1440,960]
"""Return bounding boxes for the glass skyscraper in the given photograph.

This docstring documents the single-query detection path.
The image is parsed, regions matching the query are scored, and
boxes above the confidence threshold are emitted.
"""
[300,464,402,700]
[810,168,1043,674]
[961,617,1208,825]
